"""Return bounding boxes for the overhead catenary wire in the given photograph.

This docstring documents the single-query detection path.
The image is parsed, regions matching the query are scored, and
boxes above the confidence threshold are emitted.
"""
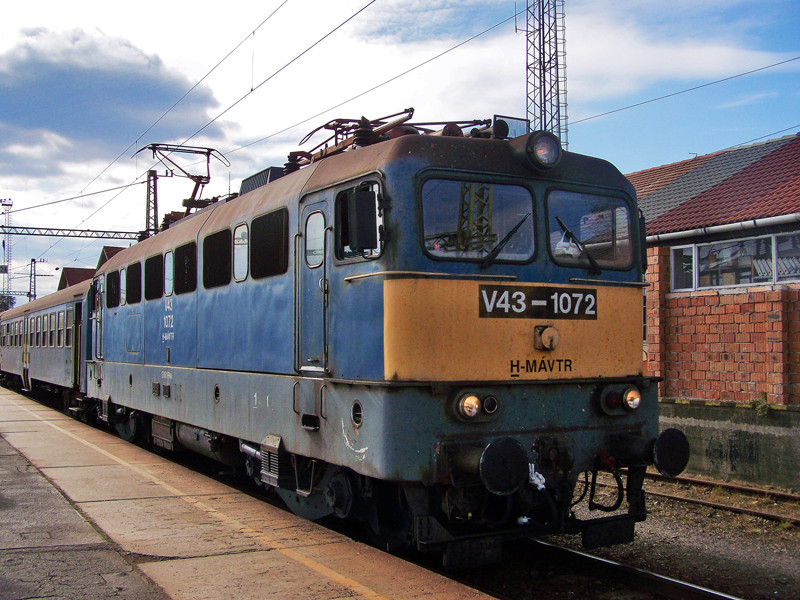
[571,55,800,125]
[78,0,292,196]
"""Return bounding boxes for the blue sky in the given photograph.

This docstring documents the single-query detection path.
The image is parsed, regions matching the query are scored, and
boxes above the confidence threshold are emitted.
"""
[0,0,797,299]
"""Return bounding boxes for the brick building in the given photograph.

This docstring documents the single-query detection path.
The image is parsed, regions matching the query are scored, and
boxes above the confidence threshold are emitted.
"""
[626,132,800,489]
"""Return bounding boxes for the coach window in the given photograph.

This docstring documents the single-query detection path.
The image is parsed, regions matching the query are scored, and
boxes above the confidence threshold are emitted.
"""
[145,254,164,300]
[106,270,121,308]
[233,224,249,281]
[57,311,64,347]
[335,182,383,260]
[36,316,41,347]
[66,308,73,347]
[164,251,174,296]
[29,317,35,346]
[204,229,232,288]
[251,208,289,278]
[127,262,142,304]
[174,242,197,294]
[49,313,55,347]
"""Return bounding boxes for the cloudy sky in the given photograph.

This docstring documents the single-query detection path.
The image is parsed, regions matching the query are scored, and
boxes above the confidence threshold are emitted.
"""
[1,0,798,300]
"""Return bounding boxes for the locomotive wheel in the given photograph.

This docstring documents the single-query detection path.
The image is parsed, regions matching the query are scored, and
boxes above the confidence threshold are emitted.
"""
[113,410,146,443]
[362,483,412,553]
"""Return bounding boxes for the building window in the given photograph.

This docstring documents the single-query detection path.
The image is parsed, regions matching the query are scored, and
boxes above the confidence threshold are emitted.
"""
[251,208,289,279]
[671,246,694,291]
[671,232,800,291]
[776,233,800,281]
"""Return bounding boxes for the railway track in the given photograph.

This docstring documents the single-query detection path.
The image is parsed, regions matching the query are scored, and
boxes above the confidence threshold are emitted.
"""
[604,470,800,526]
[524,540,745,600]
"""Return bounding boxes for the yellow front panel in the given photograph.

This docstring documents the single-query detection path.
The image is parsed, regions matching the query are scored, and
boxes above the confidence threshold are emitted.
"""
[383,278,643,382]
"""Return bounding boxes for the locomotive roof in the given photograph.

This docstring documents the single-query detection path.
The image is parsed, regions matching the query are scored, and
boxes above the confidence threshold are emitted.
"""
[93,131,633,277]
[1,279,92,320]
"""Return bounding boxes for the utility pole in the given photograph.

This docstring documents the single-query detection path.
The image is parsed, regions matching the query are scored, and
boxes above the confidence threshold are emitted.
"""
[28,258,47,301]
[1,198,12,298]
[525,0,568,146]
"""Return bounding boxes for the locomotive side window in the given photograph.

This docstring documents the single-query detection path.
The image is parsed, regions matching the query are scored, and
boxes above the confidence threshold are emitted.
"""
[305,212,325,268]
[203,229,232,288]
[174,242,197,294]
[422,179,535,263]
[120,267,127,305]
[127,262,142,304]
[106,271,121,308]
[233,224,249,281]
[145,254,164,300]
[547,190,633,271]
[335,182,382,260]
[164,251,174,296]
[251,208,289,279]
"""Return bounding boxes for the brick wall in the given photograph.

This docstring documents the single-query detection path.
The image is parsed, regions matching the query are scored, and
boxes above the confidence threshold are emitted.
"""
[646,246,800,405]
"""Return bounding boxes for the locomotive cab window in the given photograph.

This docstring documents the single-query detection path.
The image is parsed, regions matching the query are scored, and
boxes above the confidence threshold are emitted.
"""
[335,182,383,260]
[106,270,121,308]
[422,179,535,263]
[547,190,633,271]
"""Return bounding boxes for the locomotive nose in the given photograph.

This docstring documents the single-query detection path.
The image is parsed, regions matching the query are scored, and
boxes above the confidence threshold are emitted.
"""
[452,437,529,495]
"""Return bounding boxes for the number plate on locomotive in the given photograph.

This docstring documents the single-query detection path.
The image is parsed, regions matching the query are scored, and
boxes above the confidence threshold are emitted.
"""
[479,285,597,319]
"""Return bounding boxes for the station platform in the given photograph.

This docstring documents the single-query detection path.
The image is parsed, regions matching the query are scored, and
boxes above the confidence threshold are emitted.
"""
[0,389,489,600]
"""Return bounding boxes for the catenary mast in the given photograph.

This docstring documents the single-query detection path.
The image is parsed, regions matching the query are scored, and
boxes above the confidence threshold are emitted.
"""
[525,0,568,147]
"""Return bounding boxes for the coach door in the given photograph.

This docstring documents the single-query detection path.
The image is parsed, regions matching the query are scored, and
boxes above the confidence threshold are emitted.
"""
[90,278,103,361]
[21,318,30,390]
[297,200,330,374]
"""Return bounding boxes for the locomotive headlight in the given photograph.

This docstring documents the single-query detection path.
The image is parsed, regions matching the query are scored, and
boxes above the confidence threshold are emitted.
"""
[622,387,642,411]
[528,131,562,169]
[458,394,482,418]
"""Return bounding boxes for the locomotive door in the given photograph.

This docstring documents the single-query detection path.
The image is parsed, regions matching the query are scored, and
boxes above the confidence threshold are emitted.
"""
[298,201,330,374]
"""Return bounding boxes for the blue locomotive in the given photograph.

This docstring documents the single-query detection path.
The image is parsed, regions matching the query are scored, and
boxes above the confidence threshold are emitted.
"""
[0,109,688,567]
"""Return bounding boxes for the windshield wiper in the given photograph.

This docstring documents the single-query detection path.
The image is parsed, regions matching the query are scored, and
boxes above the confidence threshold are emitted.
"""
[555,216,602,275]
[480,212,531,269]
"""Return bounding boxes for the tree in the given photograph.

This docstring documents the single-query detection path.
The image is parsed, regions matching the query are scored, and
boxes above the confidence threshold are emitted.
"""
[0,295,16,312]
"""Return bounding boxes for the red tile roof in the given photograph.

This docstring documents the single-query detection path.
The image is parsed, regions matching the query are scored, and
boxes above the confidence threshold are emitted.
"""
[628,133,800,236]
